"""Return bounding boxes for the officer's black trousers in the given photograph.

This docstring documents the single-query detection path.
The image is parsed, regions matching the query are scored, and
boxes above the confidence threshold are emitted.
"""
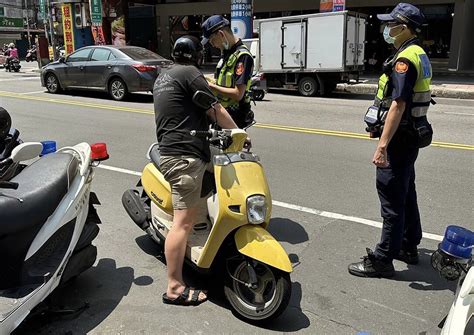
[373,144,422,263]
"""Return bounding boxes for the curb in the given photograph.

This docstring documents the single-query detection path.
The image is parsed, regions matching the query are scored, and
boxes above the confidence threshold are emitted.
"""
[336,83,474,99]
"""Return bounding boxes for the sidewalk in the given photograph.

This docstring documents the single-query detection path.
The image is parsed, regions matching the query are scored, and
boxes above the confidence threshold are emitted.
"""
[337,74,474,99]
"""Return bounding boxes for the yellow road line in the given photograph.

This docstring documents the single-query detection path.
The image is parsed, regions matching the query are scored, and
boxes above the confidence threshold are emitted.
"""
[0,90,472,151]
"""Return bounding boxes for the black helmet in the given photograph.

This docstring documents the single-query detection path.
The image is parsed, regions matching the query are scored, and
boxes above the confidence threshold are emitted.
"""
[0,107,11,141]
[172,35,203,66]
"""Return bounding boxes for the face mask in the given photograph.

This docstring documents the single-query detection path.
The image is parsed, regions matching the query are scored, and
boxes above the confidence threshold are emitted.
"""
[383,25,403,44]
[222,36,230,50]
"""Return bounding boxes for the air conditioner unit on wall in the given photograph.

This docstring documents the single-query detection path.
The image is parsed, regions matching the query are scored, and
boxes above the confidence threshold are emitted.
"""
[74,3,91,29]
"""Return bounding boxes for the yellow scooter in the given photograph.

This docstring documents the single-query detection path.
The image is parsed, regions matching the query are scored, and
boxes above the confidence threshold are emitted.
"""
[122,91,292,322]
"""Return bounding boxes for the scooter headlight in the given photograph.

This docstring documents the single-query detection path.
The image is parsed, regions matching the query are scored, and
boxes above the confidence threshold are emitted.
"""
[247,195,267,224]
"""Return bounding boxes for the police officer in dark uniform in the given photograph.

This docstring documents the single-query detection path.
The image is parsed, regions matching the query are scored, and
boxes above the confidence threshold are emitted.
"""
[201,15,254,128]
[349,3,433,278]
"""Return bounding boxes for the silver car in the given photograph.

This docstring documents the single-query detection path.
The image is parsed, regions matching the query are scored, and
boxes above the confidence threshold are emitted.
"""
[41,45,173,101]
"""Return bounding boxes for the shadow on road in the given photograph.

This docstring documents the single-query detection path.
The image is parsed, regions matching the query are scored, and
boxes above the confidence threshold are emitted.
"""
[268,217,309,245]
[391,248,457,293]
[47,90,154,103]
[13,258,149,335]
[135,233,310,331]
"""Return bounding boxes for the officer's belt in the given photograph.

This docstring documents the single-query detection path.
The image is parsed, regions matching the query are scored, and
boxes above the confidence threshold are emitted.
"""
[375,92,431,118]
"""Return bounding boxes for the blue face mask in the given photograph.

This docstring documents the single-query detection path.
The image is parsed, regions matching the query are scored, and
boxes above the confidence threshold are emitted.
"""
[383,25,403,44]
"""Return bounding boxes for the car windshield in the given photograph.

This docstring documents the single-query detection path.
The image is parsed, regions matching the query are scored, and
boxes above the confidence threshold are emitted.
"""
[119,47,167,61]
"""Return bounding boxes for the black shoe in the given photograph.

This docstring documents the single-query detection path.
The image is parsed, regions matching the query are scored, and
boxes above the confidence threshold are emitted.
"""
[348,248,395,278]
[394,248,419,265]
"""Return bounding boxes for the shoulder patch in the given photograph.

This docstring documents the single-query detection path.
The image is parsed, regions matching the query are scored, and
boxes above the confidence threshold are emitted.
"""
[395,61,409,74]
[235,62,244,76]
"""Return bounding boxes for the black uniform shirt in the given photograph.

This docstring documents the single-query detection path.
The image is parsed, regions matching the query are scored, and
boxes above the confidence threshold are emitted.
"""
[154,64,213,162]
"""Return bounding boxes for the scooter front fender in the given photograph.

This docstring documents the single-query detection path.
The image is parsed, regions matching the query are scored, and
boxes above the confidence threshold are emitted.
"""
[234,225,292,273]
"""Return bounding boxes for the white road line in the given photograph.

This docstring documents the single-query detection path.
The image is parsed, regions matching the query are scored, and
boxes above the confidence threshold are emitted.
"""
[0,77,39,82]
[443,111,474,116]
[98,164,141,176]
[98,164,444,242]
[359,299,428,324]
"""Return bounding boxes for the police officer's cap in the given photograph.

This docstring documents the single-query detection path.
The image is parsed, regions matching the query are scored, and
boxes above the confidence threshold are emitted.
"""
[377,3,427,30]
[201,15,230,45]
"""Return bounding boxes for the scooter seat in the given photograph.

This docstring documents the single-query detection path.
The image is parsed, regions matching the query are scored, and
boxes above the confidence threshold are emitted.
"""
[0,153,79,235]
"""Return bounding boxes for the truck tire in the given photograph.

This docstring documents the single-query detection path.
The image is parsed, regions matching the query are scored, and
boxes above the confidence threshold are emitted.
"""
[298,77,318,97]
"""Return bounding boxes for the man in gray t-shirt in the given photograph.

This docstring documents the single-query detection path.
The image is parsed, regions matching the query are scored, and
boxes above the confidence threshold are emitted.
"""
[154,36,237,306]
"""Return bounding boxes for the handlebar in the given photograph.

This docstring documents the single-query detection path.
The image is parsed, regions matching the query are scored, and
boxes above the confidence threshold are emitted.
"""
[190,130,212,138]
[0,181,18,189]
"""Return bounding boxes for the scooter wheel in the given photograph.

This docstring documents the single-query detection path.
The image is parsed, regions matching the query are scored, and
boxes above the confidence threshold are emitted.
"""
[224,260,291,323]
[253,90,265,101]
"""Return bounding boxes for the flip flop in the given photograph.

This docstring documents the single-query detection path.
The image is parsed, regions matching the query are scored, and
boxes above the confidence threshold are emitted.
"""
[162,286,208,306]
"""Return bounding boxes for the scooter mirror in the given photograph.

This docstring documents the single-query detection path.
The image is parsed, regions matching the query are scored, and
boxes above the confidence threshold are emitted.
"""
[10,142,43,163]
[192,90,217,110]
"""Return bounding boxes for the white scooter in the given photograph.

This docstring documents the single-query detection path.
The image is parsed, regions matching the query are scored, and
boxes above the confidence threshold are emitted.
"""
[0,141,109,334]
[431,225,474,334]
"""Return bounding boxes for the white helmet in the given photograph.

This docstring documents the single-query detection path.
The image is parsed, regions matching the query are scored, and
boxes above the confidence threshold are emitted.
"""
[8,43,14,48]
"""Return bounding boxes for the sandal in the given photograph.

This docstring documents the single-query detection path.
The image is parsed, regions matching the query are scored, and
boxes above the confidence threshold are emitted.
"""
[162,286,208,306]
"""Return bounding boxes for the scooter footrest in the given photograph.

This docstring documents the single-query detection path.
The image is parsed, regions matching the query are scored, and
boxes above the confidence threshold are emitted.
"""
[122,189,149,230]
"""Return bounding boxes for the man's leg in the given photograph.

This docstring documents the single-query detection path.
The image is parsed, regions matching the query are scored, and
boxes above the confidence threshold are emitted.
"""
[165,207,206,301]
[160,156,207,302]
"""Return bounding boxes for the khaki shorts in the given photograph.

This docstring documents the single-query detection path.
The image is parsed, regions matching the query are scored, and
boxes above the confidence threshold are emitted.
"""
[159,155,209,210]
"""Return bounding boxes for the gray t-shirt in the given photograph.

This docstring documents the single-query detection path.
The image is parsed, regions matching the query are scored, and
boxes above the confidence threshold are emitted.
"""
[154,64,214,162]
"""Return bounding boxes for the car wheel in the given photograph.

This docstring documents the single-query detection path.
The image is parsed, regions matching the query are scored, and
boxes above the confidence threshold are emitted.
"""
[109,77,128,101]
[45,73,61,94]
[298,76,318,97]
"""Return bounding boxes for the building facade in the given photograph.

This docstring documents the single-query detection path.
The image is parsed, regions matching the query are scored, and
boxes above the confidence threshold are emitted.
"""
[146,0,472,72]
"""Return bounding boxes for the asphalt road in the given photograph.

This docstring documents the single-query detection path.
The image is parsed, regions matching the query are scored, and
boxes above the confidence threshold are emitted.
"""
[1,68,473,335]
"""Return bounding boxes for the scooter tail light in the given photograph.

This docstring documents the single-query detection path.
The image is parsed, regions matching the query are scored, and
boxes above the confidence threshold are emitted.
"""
[91,143,109,161]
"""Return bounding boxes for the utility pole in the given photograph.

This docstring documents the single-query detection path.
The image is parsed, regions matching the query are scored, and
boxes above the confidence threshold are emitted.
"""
[47,0,57,61]
[24,0,31,48]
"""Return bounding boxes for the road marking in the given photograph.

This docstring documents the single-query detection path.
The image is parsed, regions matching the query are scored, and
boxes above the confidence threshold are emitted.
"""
[443,111,474,116]
[98,164,142,176]
[0,90,472,151]
[359,299,428,324]
[19,90,46,95]
[97,163,444,242]
[0,77,39,82]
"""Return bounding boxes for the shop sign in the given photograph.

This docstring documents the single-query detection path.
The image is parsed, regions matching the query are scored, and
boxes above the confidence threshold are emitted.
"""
[39,0,46,20]
[231,0,253,40]
[91,0,102,25]
[62,4,75,55]
[320,0,333,13]
[0,17,23,28]
[333,0,346,12]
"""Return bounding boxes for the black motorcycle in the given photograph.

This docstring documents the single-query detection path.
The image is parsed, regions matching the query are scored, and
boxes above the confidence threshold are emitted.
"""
[25,46,37,62]
[5,57,21,72]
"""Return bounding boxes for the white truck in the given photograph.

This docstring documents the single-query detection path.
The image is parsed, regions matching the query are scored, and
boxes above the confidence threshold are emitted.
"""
[255,11,366,97]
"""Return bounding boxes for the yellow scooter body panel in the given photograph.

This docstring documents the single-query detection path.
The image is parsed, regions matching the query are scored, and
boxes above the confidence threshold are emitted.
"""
[141,163,173,214]
[235,225,293,273]
[197,160,273,268]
